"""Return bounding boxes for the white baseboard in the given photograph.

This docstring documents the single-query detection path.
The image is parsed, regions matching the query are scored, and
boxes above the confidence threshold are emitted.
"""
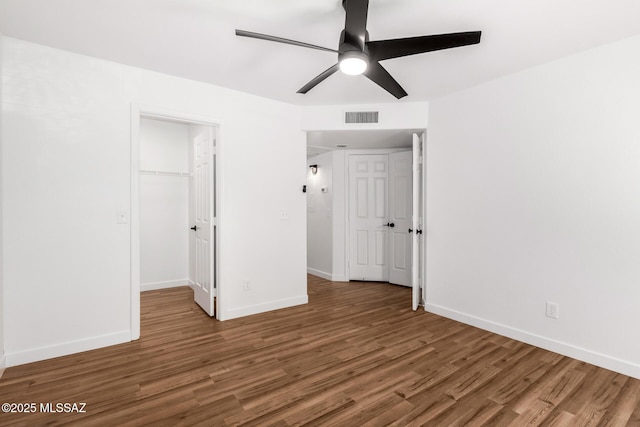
[219,295,308,321]
[307,268,332,280]
[6,330,131,367]
[188,279,195,290]
[425,303,640,380]
[307,269,348,282]
[141,279,190,292]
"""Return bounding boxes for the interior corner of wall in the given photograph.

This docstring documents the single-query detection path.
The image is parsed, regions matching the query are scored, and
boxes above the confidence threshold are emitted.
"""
[0,353,6,379]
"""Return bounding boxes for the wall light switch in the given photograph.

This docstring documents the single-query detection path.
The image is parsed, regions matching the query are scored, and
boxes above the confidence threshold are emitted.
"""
[117,209,129,224]
[279,211,289,221]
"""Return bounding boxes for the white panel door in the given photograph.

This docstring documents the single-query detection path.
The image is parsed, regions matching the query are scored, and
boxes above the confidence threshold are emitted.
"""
[349,155,389,281]
[389,151,412,287]
[193,127,215,316]
[412,134,422,310]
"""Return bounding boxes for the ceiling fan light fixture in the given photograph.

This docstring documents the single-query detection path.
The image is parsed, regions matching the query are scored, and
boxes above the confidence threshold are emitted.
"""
[339,52,368,75]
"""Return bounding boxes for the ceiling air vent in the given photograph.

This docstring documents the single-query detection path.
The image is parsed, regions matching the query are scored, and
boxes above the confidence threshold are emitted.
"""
[345,111,379,124]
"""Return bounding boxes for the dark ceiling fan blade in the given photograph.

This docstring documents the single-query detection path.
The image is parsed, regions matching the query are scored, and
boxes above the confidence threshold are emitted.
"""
[236,29,338,53]
[297,64,340,94]
[364,62,408,99]
[367,31,482,61]
[343,0,369,50]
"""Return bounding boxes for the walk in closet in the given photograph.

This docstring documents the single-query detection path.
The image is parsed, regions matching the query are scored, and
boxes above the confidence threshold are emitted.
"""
[139,117,191,291]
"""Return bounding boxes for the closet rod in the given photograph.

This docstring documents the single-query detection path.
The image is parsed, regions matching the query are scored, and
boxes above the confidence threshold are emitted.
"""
[139,170,192,177]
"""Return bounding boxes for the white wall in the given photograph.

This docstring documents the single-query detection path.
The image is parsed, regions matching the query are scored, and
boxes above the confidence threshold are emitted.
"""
[306,152,333,279]
[139,118,190,291]
[331,151,347,282]
[140,118,190,172]
[427,35,640,378]
[0,32,5,377]
[305,150,348,282]
[2,37,307,366]
[301,102,429,131]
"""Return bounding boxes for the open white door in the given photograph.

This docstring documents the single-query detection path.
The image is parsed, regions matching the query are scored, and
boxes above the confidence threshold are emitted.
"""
[192,127,215,316]
[349,154,389,281]
[389,151,412,287]
[420,132,427,308]
[411,134,422,310]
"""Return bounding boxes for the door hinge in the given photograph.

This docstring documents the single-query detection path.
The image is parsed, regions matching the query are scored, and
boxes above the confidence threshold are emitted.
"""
[418,156,423,164]
[213,217,217,226]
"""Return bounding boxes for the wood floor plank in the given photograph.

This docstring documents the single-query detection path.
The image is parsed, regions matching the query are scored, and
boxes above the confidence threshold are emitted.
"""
[396,392,458,426]
[394,363,460,400]
[312,392,407,426]
[0,276,638,426]
[510,357,582,414]
[572,372,627,426]
[428,396,504,426]
[446,365,502,401]
[511,399,555,426]
[538,409,576,426]
[596,378,640,427]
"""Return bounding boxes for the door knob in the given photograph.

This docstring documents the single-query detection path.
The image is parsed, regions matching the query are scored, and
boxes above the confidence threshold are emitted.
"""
[384,222,395,228]
[190,225,198,231]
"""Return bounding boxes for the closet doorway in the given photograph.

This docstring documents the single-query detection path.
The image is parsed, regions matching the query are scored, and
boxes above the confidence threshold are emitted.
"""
[131,106,220,339]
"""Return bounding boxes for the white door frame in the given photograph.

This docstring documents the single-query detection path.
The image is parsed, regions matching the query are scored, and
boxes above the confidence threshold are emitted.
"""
[412,135,420,309]
[420,131,427,309]
[130,104,222,339]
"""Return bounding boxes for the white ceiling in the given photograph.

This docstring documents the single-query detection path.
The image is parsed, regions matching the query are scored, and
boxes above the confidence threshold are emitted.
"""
[1,0,639,106]
[307,129,419,157]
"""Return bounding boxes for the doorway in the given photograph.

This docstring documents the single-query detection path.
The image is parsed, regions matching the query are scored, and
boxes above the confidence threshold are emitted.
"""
[131,106,220,340]
[305,130,426,310]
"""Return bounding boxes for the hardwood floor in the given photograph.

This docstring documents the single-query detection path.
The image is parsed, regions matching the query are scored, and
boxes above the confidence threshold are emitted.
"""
[1,275,639,426]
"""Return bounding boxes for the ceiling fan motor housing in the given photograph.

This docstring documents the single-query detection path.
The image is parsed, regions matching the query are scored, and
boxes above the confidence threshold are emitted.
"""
[339,29,370,64]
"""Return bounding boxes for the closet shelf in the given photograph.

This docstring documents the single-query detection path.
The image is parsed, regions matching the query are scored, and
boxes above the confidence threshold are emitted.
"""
[140,170,192,177]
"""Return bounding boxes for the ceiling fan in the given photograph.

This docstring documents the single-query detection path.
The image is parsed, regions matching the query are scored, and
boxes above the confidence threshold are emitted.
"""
[236,0,481,99]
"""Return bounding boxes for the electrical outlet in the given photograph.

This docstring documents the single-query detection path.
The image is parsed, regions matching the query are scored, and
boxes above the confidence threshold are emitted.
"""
[546,301,559,319]
[242,280,251,292]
